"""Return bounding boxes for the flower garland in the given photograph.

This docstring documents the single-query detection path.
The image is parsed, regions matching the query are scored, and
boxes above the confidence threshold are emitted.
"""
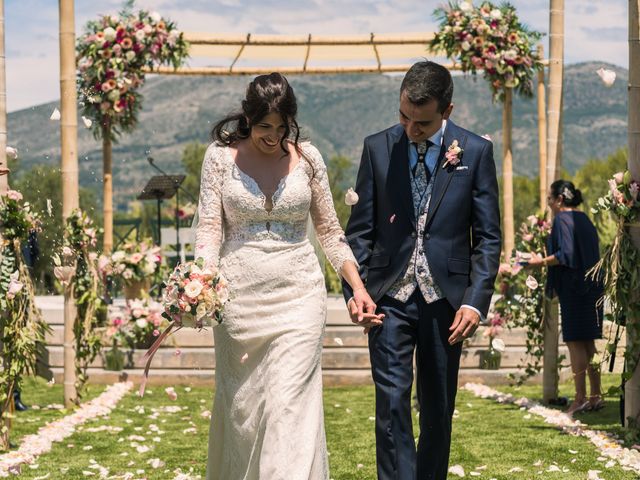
[492,211,556,385]
[431,1,543,101]
[54,210,104,400]
[0,381,132,475]
[0,190,48,451]
[589,170,640,430]
[76,1,189,138]
[464,382,640,475]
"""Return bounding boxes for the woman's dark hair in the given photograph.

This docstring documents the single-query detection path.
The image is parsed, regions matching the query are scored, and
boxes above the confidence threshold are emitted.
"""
[550,179,583,207]
[211,72,300,155]
[400,61,454,113]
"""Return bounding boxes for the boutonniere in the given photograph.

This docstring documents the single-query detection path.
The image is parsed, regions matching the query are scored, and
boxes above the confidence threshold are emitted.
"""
[443,139,463,169]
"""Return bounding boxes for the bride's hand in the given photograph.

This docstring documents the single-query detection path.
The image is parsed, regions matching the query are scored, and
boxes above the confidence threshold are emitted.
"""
[348,287,384,333]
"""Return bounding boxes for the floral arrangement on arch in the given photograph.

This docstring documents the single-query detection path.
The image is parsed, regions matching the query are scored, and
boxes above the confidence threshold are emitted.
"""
[54,209,104,400]
[431,1,543,101]
[0,189,48,449]
[589,170,640,407]
[76,1,189,137]
[490,210,556,384]
[104,239,163,285]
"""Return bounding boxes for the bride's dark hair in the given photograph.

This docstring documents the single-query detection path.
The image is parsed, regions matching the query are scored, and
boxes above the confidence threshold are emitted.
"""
[211,72,300,155]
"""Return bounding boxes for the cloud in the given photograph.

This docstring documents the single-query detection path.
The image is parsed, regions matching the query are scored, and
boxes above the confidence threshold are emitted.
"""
[4,0,628,112]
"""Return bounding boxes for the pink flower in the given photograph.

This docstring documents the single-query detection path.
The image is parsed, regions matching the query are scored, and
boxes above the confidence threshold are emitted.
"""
[630,182,639,201]
[6,189,23,201]
[129,252,144,264]
[522,233,534,242]
[613,172,625,184]
[165,387,178,401]
[443,140,463,169]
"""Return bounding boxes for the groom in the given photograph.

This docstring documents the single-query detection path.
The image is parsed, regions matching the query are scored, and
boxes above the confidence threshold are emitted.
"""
[343,61,501,479]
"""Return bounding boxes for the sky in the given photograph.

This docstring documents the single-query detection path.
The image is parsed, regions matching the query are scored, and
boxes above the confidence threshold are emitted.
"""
[5,0,628,112]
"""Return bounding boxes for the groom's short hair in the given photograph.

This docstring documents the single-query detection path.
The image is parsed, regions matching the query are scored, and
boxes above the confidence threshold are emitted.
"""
[400,61,453,114]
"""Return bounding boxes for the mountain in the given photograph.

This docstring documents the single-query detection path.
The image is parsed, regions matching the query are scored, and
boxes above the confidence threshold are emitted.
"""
[7,61,627,208]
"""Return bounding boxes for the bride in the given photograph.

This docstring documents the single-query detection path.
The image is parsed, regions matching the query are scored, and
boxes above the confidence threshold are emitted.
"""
[195,72,383,480]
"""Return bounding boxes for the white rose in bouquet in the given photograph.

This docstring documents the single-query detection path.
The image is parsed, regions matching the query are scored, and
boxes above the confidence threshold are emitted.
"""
[184,280,204,299]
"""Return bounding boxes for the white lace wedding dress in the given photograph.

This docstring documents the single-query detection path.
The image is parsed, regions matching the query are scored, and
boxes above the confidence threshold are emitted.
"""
[195,142,356,480]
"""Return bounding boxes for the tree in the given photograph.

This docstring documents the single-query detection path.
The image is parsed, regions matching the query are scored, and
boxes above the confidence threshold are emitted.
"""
[181,142,207,201]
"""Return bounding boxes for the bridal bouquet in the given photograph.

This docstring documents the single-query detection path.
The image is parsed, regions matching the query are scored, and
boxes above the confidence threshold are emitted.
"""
[139,258,228,395]
[160,258,228,328]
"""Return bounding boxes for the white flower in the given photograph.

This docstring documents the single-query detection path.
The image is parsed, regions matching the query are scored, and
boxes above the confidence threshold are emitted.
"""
[122,269,134,280]
[184,280,203,299]
[527,214,538,227]
[460,1,474,12]
[491,338,506,353]
[50,108,61,121]
[135,318,148,329]
[7,271,23,300]
[480,134,492,141]
[596,68,616,87]
[111,251,126,263]
[168,29,181,40]
[461,41,471,51]
[345,188,359,206]
[82,116,92,128]
[525,275,539,290]
[490,8,502,19]
[135,29,146,42]
[196,302,208,320]
[149,11,162,23]
[125,51,136,62]
[6,146,18,159]
[103,27,116,41]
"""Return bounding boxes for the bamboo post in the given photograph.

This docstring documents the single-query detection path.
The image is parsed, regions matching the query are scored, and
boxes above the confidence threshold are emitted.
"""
[59,0,79,408]
[547,0,564,186]
[0,0,7,195]
[537,44,548,210]
[625,0,640,427]
[541,0,565,404]
[502,88,514,258]
[102,121,113,254]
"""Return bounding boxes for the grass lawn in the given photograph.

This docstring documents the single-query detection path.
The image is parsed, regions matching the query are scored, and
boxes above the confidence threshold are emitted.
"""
[5,374,638,479]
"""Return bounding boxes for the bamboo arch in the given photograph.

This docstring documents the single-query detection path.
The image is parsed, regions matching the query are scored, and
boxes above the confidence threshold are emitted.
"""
[54,24,558,405]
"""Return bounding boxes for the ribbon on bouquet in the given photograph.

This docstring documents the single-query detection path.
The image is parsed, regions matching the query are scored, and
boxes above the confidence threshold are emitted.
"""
[139,320,182,397]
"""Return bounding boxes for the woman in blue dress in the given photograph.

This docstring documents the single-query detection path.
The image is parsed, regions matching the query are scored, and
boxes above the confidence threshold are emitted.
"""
[528,180,604,416]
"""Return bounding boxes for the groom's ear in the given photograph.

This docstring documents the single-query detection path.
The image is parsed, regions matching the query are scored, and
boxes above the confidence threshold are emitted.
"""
[442,103,454,120]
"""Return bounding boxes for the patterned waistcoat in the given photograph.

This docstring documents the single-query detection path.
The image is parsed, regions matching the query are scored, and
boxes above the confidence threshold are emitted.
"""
[387,166,444,304]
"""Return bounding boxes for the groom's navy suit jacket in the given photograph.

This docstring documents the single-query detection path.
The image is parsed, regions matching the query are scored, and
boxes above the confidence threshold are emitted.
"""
[343,121,501,317]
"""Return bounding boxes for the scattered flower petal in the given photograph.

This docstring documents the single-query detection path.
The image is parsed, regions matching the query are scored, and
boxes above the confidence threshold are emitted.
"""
[449,464,465,477]
[50,108,61,121]
[596,68,616,87]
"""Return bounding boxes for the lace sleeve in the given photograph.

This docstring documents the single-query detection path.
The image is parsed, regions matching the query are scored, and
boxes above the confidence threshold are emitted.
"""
[306,144,358,276]
[195,143,225,270]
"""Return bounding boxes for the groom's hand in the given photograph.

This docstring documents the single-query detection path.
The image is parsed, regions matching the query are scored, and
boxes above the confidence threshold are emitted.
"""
[448,307,480,345]
[348,289,384,333]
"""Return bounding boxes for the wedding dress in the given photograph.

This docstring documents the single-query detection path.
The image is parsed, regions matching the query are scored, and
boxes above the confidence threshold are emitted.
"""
[195,141,356,480]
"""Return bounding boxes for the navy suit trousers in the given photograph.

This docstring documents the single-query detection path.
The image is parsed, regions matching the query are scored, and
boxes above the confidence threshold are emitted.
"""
[368,292,462,480]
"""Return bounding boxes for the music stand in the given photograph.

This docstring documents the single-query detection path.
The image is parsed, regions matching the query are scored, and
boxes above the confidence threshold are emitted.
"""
[138,175,185,249]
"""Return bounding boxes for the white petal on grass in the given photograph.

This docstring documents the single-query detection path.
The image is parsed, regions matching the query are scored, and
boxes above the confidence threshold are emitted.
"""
[449,464,465,477]
[470,472,481,477]
[568,449,578,454]
[546,465,561,472]
[50,108,61,121]
[240,352,249,364]
[508,467,523,473]
[356,464,364,469]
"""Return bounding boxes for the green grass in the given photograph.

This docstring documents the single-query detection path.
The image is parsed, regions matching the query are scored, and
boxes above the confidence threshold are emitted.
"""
[6,375,638,479]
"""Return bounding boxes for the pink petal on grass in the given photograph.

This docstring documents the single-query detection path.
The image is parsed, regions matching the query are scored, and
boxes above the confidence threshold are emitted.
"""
[165,387,178,401]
